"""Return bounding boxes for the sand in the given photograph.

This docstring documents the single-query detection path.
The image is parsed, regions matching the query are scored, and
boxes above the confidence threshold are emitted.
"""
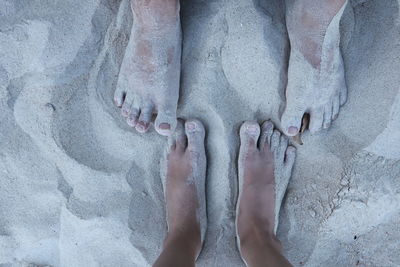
[0,0,399,266]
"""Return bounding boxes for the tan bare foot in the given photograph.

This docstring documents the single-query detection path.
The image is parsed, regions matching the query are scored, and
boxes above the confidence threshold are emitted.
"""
[154,119,207,266]
[281,0,348,136]
[114,0,181,136]
[236,121,296,267]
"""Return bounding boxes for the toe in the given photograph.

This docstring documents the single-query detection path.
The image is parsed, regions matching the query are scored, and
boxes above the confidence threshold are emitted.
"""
[309,108,324,134]
[332,97,340,120]
[175,120,187,151]
[185,119,205,153]
[155,105,177,136]
[121,94,134,118]
[239,121,261,153]
[127,107,140,127]
[323,104,333,129]
[281,105,306,137]
[259,120,275,150]
[114,87,125,108]
[270,130,281,153]
[284,145,296,171]
[277,134,289,162]
[168,119,186,151]
[136,104,154,133]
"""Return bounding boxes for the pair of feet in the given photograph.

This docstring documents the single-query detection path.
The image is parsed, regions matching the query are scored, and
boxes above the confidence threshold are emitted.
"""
[114,0,348,137]
[154,119,295,267]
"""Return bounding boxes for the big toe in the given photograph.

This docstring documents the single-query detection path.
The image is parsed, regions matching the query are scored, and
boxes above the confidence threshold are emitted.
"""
[239,121,261,152]
[185,119,205,153]
[281,106,305,137]
[168,119,187,151]
[155,106,177,136]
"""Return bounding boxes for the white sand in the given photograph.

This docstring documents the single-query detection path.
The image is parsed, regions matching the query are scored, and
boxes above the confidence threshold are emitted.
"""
[1,0,399,266]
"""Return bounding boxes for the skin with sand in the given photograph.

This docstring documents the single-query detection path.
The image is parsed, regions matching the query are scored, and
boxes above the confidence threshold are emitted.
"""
[115,0,348,137]
[115,0,347,265]
[282,0,348,136]
[154,119,206,266]
[2,0,399,266]
[154,119,296,267]
[114,0,181,135]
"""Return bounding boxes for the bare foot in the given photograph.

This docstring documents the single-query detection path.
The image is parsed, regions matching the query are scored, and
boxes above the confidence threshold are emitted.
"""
[160,119,207,259]
[281,0,348,136]
[236,121,296,266]
[114,0,181,135]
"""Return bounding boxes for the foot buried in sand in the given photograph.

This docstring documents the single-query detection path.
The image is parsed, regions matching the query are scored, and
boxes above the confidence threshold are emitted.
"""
[114,0,181,135]
[281,0,348,136]
[236,121,296,266]
[154,119,207,266]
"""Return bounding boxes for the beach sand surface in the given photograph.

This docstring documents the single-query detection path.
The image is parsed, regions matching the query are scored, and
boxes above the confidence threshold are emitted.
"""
[0,0,399,266]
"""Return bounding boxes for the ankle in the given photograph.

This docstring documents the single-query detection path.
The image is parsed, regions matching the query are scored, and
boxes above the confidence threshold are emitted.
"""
[239,220,281,253]
[133,19,180,38]
[165,227,201,256]
[240,233,287,267]
[132,1,180,31]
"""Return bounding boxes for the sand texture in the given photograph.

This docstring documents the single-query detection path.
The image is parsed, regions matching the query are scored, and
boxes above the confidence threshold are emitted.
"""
[0,0,399,266]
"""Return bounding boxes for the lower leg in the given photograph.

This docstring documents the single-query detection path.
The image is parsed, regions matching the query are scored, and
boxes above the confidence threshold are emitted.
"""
[286,0,347,68]
[153,230,198,267]
[239,220,292,267]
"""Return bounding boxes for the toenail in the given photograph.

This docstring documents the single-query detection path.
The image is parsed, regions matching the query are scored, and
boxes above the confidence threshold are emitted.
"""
[186,122,196,131]
[127,117,137,127]
[137,121,148,131]
[288,126,298,135]
[246,124,258,134]
[159,123,171,130]
[264,122,274,131]
[122,109,129,117]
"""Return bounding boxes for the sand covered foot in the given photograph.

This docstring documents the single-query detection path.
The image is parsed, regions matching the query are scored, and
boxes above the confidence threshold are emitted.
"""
[236,121,296,258]
[114,0,181,135]
[281,0,348,136]
[161,119,207,259]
